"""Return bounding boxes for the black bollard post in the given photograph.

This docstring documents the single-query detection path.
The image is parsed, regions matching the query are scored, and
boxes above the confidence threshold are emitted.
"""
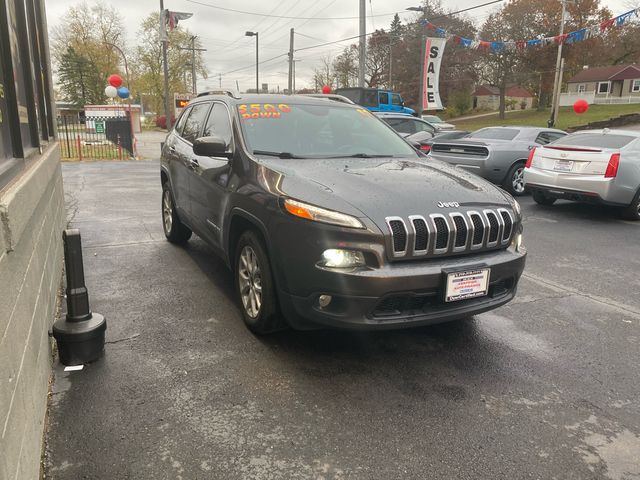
[52,229,107,366]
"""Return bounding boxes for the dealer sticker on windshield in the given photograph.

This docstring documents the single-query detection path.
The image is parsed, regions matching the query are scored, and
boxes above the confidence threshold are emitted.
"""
[445,268,490,302]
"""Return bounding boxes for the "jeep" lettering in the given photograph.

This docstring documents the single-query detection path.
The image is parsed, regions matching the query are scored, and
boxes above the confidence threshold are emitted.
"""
[437,201,460,208]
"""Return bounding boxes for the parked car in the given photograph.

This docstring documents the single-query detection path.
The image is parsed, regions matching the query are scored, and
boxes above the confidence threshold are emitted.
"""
[406,130,471,153]
[421,114,456,131]
[428,126,567,196]
[160,92,526,334]
[523,129,640,220]
[335,87,415,115]
[374,112,437,137]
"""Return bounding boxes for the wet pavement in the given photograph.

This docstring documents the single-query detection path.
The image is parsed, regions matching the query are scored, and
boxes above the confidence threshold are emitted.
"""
[45,161,640,479]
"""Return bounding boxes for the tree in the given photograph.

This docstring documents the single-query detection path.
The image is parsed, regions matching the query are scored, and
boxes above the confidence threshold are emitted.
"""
[333,45,358,88]
[51,1,127,103]
[312,56,335,92]
[366,30,391,88]
[57,47,104,106]
[134,13,208,115]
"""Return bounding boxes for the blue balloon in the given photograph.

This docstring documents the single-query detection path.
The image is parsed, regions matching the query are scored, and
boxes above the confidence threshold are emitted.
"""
[117,86,129,99]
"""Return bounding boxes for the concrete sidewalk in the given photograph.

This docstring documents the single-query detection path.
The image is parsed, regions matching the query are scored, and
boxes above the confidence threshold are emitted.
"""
[135,130,167,160]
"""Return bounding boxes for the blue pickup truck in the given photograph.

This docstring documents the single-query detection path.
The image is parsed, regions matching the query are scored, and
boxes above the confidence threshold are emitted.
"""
[335,88,415,115]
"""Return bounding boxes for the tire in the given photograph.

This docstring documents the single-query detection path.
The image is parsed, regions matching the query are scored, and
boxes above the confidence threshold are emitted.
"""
[532,191,556,206]
[235,230,284,334]
[162,182,192,244]
[504,162,526,196]
[621,189,640,221]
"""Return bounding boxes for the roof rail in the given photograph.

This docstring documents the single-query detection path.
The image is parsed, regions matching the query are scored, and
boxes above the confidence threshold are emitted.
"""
[300,94,355,105]
[196,90,241,99]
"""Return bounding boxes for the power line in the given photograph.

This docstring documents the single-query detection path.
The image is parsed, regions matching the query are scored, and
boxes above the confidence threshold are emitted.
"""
[293,0,507,54]
[221,53,288,76]
[183,0,402,20]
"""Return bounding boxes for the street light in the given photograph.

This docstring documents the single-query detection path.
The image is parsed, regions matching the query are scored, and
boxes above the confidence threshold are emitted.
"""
[245,31,259,94]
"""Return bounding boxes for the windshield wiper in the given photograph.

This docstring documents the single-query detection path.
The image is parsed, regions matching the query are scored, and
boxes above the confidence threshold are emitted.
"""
[252,150,307,159]
[326,153,395,158]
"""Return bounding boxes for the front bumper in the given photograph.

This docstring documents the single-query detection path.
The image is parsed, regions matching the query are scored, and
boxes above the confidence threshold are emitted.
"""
[277,248,526,330]
[523,167,632,206]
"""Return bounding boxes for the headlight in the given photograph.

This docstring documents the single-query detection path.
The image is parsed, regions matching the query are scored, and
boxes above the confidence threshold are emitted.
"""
[284,198,365,229]
[321,249,365,268]
[512,199,521,217]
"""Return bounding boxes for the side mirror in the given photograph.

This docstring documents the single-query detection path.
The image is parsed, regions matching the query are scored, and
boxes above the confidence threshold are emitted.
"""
[193,136,232,158]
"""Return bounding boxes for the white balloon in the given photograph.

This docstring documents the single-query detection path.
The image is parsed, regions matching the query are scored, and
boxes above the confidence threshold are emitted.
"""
[105,85,118,98]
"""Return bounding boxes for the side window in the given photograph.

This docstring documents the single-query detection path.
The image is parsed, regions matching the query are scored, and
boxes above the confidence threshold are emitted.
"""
[362,90,377,107]
[385,118,415,135]
[181,103,211,143]
[415,120,434,134]
[536,131,565,145]
[174,107,191,136]
[203,103,233,148]
[379,92,389,105]
[391,94,402,106]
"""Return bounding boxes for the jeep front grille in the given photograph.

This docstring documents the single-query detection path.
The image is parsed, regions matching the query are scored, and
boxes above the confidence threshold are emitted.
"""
[386,208,513,259]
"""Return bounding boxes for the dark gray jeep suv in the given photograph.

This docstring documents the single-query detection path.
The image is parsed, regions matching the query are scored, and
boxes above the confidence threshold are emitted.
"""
[160,92,526,334]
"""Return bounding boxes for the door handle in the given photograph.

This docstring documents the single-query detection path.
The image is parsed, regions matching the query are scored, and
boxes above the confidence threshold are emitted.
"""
[189,158,199,169]
[168,145,176,153]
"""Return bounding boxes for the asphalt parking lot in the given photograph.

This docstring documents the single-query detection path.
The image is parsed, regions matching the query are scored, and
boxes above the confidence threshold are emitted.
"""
[45,160,639,480]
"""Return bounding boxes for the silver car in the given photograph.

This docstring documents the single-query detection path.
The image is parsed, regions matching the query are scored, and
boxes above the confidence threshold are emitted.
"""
[429,127,567,196]
[523,129,640,220]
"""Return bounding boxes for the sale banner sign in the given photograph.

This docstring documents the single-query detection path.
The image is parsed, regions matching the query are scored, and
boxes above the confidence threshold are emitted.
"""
[421,37,446,112]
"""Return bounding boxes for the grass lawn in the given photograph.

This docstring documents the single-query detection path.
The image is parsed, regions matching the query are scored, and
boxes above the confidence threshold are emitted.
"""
[59,139,130,161]
[451,104,640,132]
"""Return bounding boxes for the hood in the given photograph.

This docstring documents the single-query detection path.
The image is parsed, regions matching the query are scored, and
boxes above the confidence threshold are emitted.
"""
[260,157,512,229]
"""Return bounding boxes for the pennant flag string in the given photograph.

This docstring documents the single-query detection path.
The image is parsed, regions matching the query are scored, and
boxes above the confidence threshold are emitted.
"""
[419,8,640,51]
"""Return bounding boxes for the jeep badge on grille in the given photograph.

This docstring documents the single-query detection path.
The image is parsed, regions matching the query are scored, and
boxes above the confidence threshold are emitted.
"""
[437,201,460,208]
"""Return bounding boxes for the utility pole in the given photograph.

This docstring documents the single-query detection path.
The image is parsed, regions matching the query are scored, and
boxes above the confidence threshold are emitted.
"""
[191,36,197,94]
[160,0,172,129]
[219,73,222,88]
[178,39,207,95]
[288,28,294,94]
[549,0,569,127]
[358,0,366,88]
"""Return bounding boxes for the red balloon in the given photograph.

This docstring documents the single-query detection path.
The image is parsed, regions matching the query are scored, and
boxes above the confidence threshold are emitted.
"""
[573,99,589,114]
[108,74,123,88]
[322,85,331,94]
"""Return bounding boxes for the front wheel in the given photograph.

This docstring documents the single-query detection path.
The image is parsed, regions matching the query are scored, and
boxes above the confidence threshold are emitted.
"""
[532,191,556,206]
[504,162,526,196]
[162,183,192,244]
[235,231,284,334]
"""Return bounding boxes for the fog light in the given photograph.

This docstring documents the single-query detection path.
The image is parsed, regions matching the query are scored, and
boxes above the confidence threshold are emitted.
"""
[511,233,525,252]
[321,249,365,268]
[318,295,332,308]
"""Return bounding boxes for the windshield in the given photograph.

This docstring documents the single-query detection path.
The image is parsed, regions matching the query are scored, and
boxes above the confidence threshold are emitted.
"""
[238,102,418,158]
[422,115,442,123]
[551,133,636,149]
[468,128,519,140]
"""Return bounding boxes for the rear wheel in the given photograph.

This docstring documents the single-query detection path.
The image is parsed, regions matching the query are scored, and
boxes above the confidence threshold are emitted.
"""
[621,190,640,221]
[504,162,526,196]
[235,231,284,334]
[532,191,556,206]
[162,183,192,244]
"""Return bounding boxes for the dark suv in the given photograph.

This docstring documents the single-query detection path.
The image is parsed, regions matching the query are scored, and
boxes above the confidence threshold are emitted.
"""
[160,92,526,334]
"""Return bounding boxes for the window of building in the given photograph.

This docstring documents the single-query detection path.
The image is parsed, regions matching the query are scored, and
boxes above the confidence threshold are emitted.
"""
[0,0,54,190]
[577,84,586,93]
[632,79,640,93]
[597,81,610,94]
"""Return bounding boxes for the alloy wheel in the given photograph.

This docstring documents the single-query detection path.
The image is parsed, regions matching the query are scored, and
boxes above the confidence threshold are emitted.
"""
[162,190,173,234]
[238,246,262,318]
[512,167,525,194]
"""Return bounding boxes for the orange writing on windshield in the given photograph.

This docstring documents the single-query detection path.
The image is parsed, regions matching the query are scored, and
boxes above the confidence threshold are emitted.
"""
[239,103,291,119]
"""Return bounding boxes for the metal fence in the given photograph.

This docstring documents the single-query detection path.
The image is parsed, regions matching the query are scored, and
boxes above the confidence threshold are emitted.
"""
[57,114,134,160]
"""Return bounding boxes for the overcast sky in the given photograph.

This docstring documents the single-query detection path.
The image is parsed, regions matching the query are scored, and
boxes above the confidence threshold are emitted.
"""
[45,0,631,93]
